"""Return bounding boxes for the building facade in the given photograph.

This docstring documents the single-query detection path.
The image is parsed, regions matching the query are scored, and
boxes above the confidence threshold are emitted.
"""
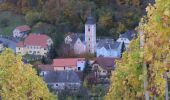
[16,34,53,56]
[85,16,96,54]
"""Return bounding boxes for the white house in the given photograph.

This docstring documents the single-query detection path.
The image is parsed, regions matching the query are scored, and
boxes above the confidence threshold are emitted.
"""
[117,31,136,48]
[96,38,122,58]
[16,34,53,56]
[13,25,31,38]
[65,33,86,54]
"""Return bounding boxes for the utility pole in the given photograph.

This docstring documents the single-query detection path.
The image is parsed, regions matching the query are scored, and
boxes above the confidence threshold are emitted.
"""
[165,71,169,100]
[139,29,149,100]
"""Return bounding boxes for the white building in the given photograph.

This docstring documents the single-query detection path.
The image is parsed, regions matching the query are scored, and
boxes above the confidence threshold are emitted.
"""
[96,39,122,58]
[13,25,31,38]
[16,34,53,56]
[117,31,136,48]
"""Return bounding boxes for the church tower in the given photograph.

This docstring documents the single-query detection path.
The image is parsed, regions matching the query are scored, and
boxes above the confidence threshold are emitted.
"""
[85,16,96,54]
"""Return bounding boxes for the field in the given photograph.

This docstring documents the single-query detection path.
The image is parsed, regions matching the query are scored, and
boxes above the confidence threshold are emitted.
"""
[0,11,26,36]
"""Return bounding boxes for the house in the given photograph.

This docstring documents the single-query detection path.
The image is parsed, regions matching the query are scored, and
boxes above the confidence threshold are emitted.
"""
[65,33,86,54]
[96,38,122,58]
[52,58,86,71]
[16,34,53,56]
[43,71,81,91]
[0,41,4,51]
[117,30,137,48]
[13,25,31,38]
[64,16,96,54]
[38,65,54,76]
[92,57,118,78]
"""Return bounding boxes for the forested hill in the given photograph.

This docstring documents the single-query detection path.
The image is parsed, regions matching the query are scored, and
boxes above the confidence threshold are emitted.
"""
[0,0,154,39]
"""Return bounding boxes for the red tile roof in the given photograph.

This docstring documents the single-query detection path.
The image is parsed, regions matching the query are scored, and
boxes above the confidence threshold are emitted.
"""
[16,34,51,48]
[16,41,24,47]
[52,58,85,68]
[15,25,31,32]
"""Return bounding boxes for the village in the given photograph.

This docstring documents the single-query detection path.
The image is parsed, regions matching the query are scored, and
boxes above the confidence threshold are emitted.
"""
[0,16,137,99]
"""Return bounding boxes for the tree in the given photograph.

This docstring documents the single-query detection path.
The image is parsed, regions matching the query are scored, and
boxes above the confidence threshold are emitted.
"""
[105,38,144,100]
[120,42,126,57]
[83,60,92,76]
[106,0,170,99]
[0,49,56,99]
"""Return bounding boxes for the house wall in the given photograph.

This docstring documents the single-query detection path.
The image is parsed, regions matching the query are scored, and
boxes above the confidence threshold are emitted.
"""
[117,38,130,48]
[54,66,77,71]
[13,29,21,38]
[74,39,86,54]
[77,60,86,71]
[48,82,81,91]
[96,47,121,58]
[16,47,27,55]
[13,29,29,38]
[96,47,108,57]
[65,36,72,44]
[92,64,108,76]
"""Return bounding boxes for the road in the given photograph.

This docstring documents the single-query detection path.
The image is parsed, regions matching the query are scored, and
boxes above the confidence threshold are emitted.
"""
[0,37,17,52]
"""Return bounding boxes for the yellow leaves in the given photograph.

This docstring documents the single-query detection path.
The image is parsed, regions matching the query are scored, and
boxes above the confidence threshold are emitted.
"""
[0,49,56,100]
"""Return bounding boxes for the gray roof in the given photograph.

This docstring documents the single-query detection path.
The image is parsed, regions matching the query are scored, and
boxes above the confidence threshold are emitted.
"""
[68,33,85,44]
[120,30,137,40]
[0,40,3,44]
[86,16,95,25]
[44,71,81,83]
[97,39,121,50]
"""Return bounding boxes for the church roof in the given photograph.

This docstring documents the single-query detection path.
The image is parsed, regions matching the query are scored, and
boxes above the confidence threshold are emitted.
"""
[86,16,95,25]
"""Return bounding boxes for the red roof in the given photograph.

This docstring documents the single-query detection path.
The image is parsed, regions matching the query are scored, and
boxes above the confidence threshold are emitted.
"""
[52,58,85,68]
[15,25,31,32]
[16,34,51,48]
[16,41,24,47]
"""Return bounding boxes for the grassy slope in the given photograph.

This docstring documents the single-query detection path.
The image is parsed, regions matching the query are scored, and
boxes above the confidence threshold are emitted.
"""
[0,11,26,36]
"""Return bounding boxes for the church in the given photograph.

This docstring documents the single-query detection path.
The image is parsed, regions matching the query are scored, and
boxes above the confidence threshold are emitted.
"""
[64,16,123,58]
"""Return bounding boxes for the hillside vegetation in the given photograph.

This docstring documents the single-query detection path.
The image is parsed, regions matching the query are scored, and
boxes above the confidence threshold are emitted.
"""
[0,0,154,39]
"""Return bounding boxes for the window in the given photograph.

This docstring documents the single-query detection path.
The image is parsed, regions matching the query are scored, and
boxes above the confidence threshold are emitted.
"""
[44,48,46,50]
[56,84,58,86]
[89,38,90,41]
[88,28,90,32]
[18,48,20,50]
[78,67,81,71]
